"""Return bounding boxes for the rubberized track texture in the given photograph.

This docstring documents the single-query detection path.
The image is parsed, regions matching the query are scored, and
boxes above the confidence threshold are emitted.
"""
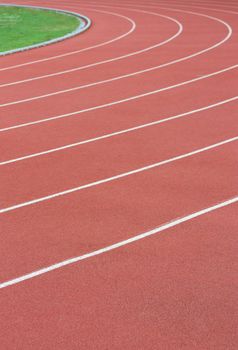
[0,1,237,349]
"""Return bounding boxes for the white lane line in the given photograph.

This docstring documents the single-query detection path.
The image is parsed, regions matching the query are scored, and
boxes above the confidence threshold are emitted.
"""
[154,1,238,13]
[1,195,237,289]
[1,1,232,89]
[0,8,136,72]
[0,4,232,111]
[180,0,238,6]
[1,96,237,165]
[0,10,182,88]
[1,64,237,132]
[0,136,237,214]
[80,3,234,41]
[0,16,183,107]
[91,1,238,15]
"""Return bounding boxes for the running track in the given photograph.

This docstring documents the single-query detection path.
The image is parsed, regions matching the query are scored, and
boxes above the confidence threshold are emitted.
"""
[0,0,237,348]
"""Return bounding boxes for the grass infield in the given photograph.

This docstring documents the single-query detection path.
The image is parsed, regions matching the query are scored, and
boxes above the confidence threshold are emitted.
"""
[0,6,80,52]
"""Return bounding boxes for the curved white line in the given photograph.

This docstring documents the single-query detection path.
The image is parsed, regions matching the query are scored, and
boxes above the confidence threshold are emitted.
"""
[0,136,237,214]
[1,95,237,165]
[0,196,237,289]
[0,1,237,291]
[0,5,232,108]
[0,15,183,106]
[1,64,237,131]
[86,0,238,14]
[155,1,238,13]
[110,1,238,15]
[0,9,183,88]
[0,8,136,71]
[154,2,238,15]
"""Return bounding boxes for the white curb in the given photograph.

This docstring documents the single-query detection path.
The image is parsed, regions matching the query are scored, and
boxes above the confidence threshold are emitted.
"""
[0,3,91,56]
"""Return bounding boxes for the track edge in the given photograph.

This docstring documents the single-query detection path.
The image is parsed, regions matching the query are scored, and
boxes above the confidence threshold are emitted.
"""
[0,3,92,56]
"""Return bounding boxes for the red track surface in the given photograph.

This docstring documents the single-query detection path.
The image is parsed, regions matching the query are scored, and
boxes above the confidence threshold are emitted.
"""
[0,0,237,349]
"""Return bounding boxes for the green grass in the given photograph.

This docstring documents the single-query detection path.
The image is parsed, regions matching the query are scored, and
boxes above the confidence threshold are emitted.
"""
[0,6,80,52]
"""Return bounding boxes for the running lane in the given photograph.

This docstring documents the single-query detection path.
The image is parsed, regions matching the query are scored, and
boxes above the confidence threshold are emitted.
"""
[1,68,237,160]
[1,139,237,279]
[0,201,237,349]
[0,9,236,128]
[0,0,237,349]
[1,97,238,205]
[1,4,236,119]
[0,2,135,69]
[0,6,179,84]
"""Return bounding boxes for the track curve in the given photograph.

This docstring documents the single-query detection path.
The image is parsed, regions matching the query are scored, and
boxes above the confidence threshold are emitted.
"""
[0,1,237,349]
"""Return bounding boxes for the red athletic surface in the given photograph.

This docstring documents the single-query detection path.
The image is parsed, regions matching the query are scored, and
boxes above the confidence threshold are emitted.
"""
[0,0,237,349]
